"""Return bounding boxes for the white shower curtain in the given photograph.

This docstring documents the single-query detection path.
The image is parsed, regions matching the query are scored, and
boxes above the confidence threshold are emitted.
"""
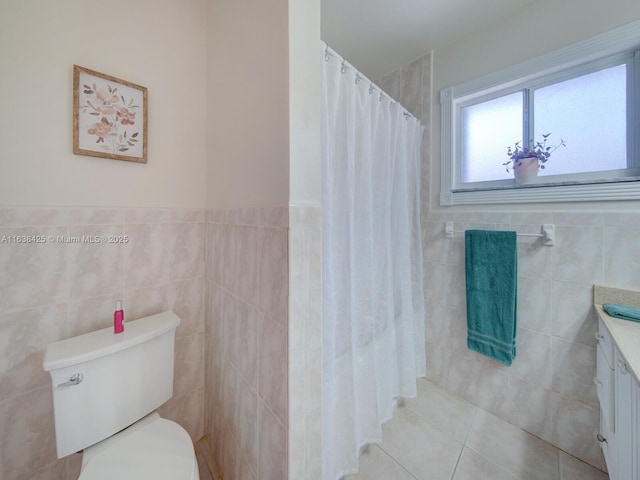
[321,43,426,480]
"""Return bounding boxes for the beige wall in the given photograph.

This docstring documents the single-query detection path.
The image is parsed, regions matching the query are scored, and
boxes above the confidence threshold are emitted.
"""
[205,0,290,209]
[0,0,207,208]
[431,0,640,212]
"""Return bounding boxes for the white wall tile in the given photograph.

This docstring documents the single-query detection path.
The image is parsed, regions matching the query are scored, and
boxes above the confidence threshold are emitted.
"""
[167,222,204,281]
[552,226,603,286]
[550,338,597,408]
[0,207,69,227]
[124,223,169,289]
[503,377,560,444]
[0,226,68,313]
[604,226,640,290]
[509,328,552,388]
[258,402,287,480]
[517,276,552,334]
[0,386,57,480]
[404,378,477,443]
[0,304,68,402]
[553,212,604,227]
[552,398,600,468]
[551,282,597,347]
[558,451,607,480]
[67,224,125,299]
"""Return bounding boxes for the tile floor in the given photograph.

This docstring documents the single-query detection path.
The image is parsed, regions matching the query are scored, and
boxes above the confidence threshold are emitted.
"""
[345,379,609,480]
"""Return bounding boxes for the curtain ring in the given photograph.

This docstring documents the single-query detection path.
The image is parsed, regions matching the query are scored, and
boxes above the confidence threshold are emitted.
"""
[340,58,347,74]
[379,92,385,102]
[369,83,374,94]
[324,45,330,62]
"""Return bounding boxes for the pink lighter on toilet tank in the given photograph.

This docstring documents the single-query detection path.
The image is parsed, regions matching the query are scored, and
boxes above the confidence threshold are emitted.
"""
[114,301,124,334]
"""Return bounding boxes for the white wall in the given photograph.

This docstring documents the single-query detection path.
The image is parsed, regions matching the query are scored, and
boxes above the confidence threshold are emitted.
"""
[289,0,322,206]
[205,0,290,209]
[0,0,207,208]
[431,0,640,211]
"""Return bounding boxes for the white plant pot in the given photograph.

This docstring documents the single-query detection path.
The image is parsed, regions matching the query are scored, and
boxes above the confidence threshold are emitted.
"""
[513,157,539,185]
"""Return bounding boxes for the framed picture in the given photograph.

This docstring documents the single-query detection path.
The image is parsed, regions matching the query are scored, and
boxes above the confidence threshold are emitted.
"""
[73,65,147,163]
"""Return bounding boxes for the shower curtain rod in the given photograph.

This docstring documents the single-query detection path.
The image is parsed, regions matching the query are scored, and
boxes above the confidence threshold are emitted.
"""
[322,41,420,123]
[444,221,555,246]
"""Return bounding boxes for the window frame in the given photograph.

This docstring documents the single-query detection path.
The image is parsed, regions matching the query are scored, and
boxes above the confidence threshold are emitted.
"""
[440,20,640,206]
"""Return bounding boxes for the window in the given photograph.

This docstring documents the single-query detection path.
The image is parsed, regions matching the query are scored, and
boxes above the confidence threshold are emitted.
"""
[440,21,640,205]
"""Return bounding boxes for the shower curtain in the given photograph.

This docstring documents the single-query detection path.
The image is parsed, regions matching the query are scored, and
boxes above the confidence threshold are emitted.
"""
[321,43,426,480]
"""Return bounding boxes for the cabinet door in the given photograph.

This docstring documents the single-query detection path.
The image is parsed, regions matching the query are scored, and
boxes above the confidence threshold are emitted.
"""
[634,380,639,480]
[601,403,617,479]
[614,349,633,480]
[597,345,615,432]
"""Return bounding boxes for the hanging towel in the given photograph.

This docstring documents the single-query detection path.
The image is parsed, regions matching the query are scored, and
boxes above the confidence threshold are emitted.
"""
[465,230,518,366]
[603,302,640,323]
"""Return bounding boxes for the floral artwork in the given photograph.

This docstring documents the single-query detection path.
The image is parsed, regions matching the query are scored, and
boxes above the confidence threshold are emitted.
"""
[73,65,147,163]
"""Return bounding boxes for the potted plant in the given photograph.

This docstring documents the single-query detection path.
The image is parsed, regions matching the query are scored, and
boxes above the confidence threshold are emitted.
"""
[504,133,566,184]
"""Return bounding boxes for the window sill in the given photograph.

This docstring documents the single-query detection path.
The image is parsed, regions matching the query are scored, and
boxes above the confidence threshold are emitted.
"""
[441,178,640,205]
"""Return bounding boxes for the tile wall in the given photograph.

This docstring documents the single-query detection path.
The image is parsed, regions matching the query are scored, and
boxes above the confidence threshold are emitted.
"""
[289,205,322,480]
[0,207,205,480]
[376,51,432,250]
[204,206,289,480]
[422,210,640,468]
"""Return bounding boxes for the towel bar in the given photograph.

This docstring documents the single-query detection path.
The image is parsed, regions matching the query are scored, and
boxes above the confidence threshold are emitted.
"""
[444,222,555,246]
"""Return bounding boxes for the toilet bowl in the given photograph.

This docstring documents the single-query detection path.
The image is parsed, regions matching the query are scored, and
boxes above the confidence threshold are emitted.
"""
[43,311,199,480]
[78,412,198,480]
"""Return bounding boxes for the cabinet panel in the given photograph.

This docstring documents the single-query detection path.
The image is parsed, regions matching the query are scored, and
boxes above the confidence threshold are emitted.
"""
[598,318,614,367]
[634,382,639,480]
[597,345,615,432]
[600,406,616,479]
[615,349,633,480]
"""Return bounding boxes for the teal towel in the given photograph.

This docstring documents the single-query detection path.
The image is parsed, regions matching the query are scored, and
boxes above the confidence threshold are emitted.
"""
[465,230,517,366]
[603,303,640,323]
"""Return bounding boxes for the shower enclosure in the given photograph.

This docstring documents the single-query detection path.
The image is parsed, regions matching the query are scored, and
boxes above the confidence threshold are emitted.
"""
[320,43,426,480]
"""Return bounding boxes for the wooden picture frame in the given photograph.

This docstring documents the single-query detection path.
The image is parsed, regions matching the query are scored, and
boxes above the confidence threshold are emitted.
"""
[73,65,147,163]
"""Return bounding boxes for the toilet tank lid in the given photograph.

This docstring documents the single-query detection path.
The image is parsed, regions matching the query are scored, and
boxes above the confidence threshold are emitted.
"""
[43,311,181,371]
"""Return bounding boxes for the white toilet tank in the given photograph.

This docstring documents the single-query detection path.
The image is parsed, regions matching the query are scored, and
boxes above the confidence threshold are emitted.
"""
[43,311,181,458]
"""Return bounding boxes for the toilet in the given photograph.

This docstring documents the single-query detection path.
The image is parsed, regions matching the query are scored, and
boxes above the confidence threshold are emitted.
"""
[43,311,199,480]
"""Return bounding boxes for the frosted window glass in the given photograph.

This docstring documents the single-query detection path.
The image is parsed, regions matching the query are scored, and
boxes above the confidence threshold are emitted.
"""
[534,64,627,176]
[461,92,523,183]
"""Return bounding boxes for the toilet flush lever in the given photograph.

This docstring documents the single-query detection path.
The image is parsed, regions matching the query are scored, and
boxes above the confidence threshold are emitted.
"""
[57,373,83,388]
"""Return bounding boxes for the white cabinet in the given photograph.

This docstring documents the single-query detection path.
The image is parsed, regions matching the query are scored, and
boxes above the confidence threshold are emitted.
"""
[634,381,640,480]
[596,318,640,480]
[614,348,633,480]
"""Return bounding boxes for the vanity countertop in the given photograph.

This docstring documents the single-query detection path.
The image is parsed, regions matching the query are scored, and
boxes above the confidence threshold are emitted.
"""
[595,304,640,385]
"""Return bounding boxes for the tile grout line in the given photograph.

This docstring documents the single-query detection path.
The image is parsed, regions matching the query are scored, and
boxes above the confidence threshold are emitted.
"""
[557,447,562,480]
[448,444,465,480]
[376,444,420,480]
[449,405,479,480]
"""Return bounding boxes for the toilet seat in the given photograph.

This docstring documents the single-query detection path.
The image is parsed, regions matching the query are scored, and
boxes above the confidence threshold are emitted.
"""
[78,414,198,480]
